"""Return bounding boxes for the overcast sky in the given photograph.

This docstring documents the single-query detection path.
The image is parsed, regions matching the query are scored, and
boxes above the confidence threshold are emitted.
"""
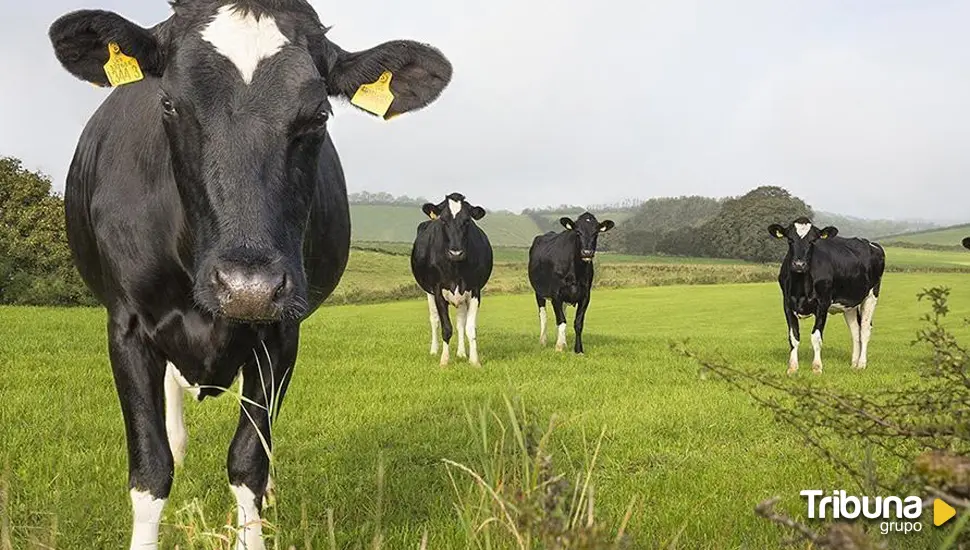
[2,1,967,222]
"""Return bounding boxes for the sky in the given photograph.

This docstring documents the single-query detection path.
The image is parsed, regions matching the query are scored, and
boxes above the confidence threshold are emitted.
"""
[2,0,968,222]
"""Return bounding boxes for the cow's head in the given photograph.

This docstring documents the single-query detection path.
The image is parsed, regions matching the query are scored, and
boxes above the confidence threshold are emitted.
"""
[50,2,451,322]
[560,212,614,262]
[963,237,970,250]
[421,193,485,262]
[768,218,838,273]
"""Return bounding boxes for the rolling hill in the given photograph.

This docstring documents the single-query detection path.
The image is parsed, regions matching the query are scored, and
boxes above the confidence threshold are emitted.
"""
[878,223,970,247]
[349,204,635,246]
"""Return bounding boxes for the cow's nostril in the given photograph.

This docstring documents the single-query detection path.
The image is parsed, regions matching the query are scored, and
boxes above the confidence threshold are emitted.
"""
[273,274,287,300]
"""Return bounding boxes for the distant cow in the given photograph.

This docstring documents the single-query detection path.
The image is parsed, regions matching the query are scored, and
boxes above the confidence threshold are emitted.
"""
[49,2,450,548]
[963,237,970,250]
[411,193,493,366]
[529,212,615,354]
[768,218,885,374]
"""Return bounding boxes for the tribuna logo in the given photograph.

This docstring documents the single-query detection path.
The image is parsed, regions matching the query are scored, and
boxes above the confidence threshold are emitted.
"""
[801,490,924,534]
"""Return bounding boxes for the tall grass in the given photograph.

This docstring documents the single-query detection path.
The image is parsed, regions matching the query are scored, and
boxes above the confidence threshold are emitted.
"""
[443,395,635,549]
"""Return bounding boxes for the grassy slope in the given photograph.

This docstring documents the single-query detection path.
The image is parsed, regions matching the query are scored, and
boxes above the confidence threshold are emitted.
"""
[1,273,966,548]
[880,223,970,246]
[350,205,544,247]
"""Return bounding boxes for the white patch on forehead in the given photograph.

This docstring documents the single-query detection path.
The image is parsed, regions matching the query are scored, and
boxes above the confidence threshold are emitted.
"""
[200,5,289,85]
[448,199,462,216]
[794,222,812,239]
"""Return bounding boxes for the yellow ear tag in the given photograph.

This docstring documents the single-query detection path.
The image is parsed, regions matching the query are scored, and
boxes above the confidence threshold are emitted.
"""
[429,211,438,220]
[103,42,144,87]
[351,71,395,118]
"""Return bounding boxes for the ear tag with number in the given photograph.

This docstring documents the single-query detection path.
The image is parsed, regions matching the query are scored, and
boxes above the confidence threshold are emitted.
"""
[429,211,438,220]
[103,42,144,87]
[351,71,395,118]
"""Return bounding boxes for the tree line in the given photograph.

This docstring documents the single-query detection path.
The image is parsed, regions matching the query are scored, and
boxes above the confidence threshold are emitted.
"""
[0,157,94,306]
[609,187,813,262]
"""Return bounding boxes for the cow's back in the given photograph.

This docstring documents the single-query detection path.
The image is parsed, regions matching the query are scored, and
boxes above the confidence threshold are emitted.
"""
[528,231,577,297]
[813,237,886,304]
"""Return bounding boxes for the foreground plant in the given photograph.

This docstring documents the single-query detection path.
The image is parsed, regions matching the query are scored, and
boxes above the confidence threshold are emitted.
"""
[682,287,970,548]
[443,395,635,550]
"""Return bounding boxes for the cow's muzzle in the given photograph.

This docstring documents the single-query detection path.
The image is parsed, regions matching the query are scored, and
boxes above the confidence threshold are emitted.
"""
[212,264,291,321]
[580,249,595,262]
[791,260,809,273]
[448,249,466,261]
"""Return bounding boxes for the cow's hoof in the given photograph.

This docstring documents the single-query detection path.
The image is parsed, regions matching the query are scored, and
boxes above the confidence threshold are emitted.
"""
[469,358,481,367]
[457,350,467,359]
[539,337,546,346]
[555,343,565,352]
[786,364,798,375]
[854,362,867,370]
[812,362,823,375]
[429,347,438,356]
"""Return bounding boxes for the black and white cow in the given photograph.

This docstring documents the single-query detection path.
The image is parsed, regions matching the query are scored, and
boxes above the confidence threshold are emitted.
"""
[49,2,450,548]
[410,193,493,366]
[768,218,885,375]
[962,237,970,250]
[528,212,615,354]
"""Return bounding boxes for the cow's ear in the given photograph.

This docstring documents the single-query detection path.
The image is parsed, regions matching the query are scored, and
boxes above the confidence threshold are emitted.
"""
[963,237,970,250]
[469,206,486,221]
[767,224,786,239]
[421,203,439,219]
[49,10,166,87]
[560,217,574,230]
[819,226,838,240]
[314,36,452,120]
[599,220,615,233]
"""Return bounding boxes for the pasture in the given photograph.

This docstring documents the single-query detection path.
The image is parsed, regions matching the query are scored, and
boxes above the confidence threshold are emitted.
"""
[2,263,969,548]
[880,224,970,247]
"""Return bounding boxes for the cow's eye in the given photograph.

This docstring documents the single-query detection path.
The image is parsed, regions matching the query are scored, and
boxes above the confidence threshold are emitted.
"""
[160,97,177,116]
[295,110,330,135]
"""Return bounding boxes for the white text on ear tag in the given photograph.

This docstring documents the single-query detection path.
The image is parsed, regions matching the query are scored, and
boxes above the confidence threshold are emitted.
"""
[103,42,144,87]
[351,71,394,118]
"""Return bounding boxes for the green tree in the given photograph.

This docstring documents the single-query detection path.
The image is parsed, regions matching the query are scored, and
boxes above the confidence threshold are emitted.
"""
[0,157,95,305]
[700,186,813,263]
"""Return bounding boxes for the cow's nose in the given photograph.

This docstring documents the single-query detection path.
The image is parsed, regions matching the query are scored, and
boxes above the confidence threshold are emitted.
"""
[212,265,289,321]
[792,260,808,271]
[581,249,595,258]
[448,249,466,261]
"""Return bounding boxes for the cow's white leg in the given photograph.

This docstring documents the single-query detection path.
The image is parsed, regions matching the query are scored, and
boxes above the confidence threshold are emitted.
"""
[231,485,265,550]
[811,330,823,374]
[439,338,450,366]
[130,489,166,550]
[787,329,799,374]
[164,362,187,466]
[555,323,567,352]
[466,296,481,366]
[843,309,861,368]
[538,306,547,346]
[456,301,468,359]
[858,291,878,369]
[427,294,440,355]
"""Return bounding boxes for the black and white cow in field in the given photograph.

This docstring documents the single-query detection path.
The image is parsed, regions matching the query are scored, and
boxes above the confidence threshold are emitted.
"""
[411,193,493,366]
[528,212,615,354]
[49,2,451,548]
[768,218,885,375]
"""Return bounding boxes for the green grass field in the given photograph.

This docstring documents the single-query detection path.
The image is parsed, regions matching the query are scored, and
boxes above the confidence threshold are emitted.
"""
[2,270,969,548]
[880,224,970,247]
